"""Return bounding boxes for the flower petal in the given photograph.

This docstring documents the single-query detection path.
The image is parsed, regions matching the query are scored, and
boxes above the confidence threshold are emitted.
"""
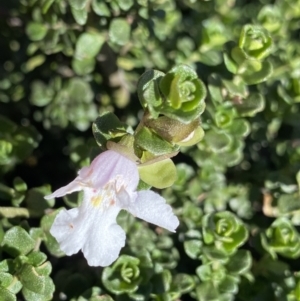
[45,180,82,200]
[82,205,126,267]
[45,150,139,200]
[89,150,139,191]
[125,190,179,232]
[50,188,126,267]
[50,207,84,256]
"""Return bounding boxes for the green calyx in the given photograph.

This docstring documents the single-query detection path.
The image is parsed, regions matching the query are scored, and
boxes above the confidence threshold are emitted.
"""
[144,116,204,145]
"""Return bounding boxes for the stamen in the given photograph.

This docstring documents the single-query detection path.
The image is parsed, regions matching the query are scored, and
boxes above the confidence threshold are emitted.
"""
[91,195,103,207]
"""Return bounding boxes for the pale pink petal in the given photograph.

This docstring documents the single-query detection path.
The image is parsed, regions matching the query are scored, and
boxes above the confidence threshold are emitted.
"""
[50,187,125,267]
[82,205,125,267]
[45,150,139,200]
[123,190,179,232]
[89,150,139,191]
[50,207,84,255]
[44,180,82,200]
[77,166,93,178]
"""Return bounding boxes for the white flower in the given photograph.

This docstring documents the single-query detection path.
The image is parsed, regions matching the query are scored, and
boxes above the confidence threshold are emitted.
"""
[45,150,179,267]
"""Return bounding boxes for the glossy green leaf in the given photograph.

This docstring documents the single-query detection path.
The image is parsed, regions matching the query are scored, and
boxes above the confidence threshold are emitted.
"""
[92,0,111,16]
[35,262,52,277]
[25,185,54,217]
[0,272,22,295]
[22,275,54,301]
[42,0,55,13]
[196,264,213,282]
[24,55,46,72]
[226,250,252,275]
[138,158,177,189]
[19,265,48,294]
[184,239,202,259]
[223,53,238,74]
[195,282,219,301]
[0,287,16,301]
[26,251,47,267]
[13,177,27,193]
[257,5,282,33]
[71,6,88,25]
[242,60,273,85]
[30,81,53,107]
[230,47,248,68]
[137,69,165,118]
[219,275,239,294]
[74,32,105,60]
[222,80,247,98]
[227,119,250,137]
[171,273,195,294]
[205,130,232,153]
[202,211,249,255]
[102,255,141,295]
[215,108,235,128]
[40,210,65,257]
[109,18,131,46]
[277,194,300,214]
[235,93,265,116]
[26,22,48,41]
[202,247,229,262]
[72,57,96,76]
[239,24,273,60]
[208,73,224,104]
[119,0,134,10]
[159,65,207,123]
[92,112,128,149]
[1,227,35,257]
[69,0,88,10]
[199,50,222,66]
[151,270,172,294]
[261,217,300,259]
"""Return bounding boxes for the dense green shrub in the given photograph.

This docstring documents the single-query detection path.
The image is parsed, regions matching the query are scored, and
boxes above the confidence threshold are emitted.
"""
[1,0,300,300]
